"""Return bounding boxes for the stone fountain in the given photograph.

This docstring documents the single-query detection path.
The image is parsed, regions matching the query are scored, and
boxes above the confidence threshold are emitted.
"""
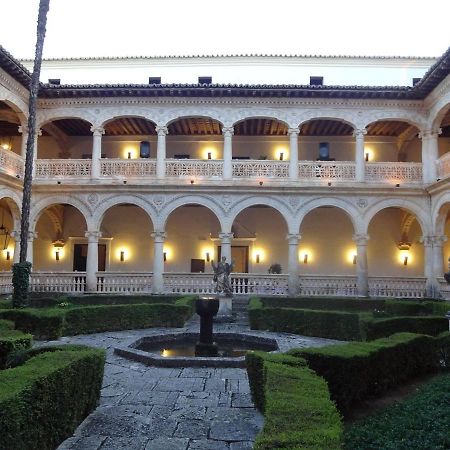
[195,297,219,356]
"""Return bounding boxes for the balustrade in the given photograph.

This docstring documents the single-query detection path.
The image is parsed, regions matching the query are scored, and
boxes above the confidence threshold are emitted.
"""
[165,159,223,178]
[368,276,426,298]
[96,272,152,293]
[299,275,357,296]
[365,162,422,184]
[0,273,12,294]
[29,272,86,293]
[232,160,289,178]
[437,153,450,180]
[100,159,156,177]
[35,159,91,178]
[0,148,24,178]
[298,161,355,181]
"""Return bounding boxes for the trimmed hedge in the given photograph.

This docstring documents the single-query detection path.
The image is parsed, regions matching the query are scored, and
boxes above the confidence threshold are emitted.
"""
[0,330,32,368]
[0,346,105,450]
[288,332,437,414]
[246,351,342,449]
[249,298,362,340]
[344,373,450,450]
[363,316,448,340]
[0,319,14,330]
[0,296,196,339]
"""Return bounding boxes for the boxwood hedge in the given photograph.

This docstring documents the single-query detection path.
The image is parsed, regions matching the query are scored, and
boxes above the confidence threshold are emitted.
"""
[0,330,32,368]
[0,346,105,450]
[246,351,342,449]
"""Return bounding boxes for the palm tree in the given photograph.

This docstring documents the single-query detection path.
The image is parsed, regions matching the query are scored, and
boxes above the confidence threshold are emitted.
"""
[12,0,51,307]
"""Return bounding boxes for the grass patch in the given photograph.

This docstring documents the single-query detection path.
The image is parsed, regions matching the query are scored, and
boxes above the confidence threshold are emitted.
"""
[344,372,450,450]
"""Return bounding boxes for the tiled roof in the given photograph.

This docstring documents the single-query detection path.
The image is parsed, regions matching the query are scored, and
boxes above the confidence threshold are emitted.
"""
[1,46,449,101]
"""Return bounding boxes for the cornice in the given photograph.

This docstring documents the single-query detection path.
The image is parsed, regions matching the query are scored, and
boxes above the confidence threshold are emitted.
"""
[37,95,425,111]
[0,69,29,103]
[424,73,450,109]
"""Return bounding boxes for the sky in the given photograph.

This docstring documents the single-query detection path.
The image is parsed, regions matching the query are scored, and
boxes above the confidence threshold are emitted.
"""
[0,0,449,60]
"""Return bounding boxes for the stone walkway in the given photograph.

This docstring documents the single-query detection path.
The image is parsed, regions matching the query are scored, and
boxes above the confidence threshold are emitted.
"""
[39,310,339,450]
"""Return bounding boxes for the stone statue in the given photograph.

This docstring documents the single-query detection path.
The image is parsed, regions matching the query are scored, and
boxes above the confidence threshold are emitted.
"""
[444,257,450,284]
[211,256,233,296]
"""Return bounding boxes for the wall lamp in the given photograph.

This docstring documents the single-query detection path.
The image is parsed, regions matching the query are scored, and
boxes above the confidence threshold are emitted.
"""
[163,252,167,262]
[353,254,357,265]
[207,152,212,160]
[53,240,65,262]
[365,152,369,162]
[127,152,131,159]
[120,251,125,262]
[255,254,260,264]
[303,253,308,264]
[279,152,284,161]
[403,255,409,266]
[6,250,10,261]
[205,252,210,262]
[190,179,195,185]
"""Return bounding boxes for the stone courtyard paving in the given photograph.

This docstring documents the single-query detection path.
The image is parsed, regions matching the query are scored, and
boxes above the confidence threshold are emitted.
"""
[40,313,340,450]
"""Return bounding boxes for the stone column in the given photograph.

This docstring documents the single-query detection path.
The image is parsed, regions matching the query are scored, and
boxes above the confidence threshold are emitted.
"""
[353,234,370,297]
[353,129,366,183]
[90,126,105,179]
[432,235,447,280]
[151,231,166,294]
[286,233,300,296]
[31,129,42,177]
[222,127,234,180]
[419,128,441,184]
[85,231,102,292]
[156,125,168,179]
[421,236,439,298]
[219,232,234,263]
[288,127,300,181]
[10,230,21,264]
[18,125,28,159]
[26,231,37,266]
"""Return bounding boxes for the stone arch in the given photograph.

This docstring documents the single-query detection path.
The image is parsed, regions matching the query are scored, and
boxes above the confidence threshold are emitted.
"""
[0,86,28,123]
[0,190,21,230]
[430,92,450,130]
[101,114,158,129]
[30,196,92,232]
[227,197,294,234]
[38,115,94,129]
[298,114,357,130]
[232,114,290,130]
[92,195,157,231]
[363,114,424,131]
[432,191,450,236]
[158,195,225,231]
[363,198,430,235]
[166,115,224,128]
[295,197,362,235]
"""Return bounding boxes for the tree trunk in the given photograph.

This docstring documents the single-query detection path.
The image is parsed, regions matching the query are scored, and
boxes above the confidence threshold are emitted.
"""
[13,0,50,306]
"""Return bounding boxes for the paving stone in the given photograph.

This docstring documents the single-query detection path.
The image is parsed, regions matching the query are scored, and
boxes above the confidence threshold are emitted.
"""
[180,368,214,378]
[238,379,251,394]
[153,377,205,392]
[144,438,189,450]
[229,442,254,450]
[205,377,227,392]
[168,406,207,420]
[176,391,220,407]
[174,419,210,439]
[57,435,107,450]
[99,436,148,450]
[231,393,254,408]
[188,439,230,450]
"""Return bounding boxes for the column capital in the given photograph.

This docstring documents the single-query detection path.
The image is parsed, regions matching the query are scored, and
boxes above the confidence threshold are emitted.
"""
[419,128,442,139]
[85,231,102,242]
[35,128,42,137]
[352,233,370,245]
[18,125,28,134]
[219,232,234,243]
[287,127,300,137]
[433,235,448,246]
[420,235,434,247]
[286,233,301,245]
[155,125,168,136]
[352,128,367,138]
[27,231,38,240]
[222,126,234,137]
[151,231,166,243]
[10,230,20,241]
[90,126,105,136]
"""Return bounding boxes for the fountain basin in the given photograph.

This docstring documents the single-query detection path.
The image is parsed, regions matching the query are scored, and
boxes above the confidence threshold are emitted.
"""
[114,332,279,368]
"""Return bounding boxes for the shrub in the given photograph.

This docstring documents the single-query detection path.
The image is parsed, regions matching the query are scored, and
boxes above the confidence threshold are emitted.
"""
[344,373,450,450]
[0,309,64,340]
[0,330,32,368]
[0,319,14,330]
[288,332,437,415]
[63,299,195,336]
[363,316,448,340]
[12,261,32,308]
[384,300,431,316]
[246,352,342,449]
[63,294,179,307]
[249,298,362,340]
[0,346,105,450]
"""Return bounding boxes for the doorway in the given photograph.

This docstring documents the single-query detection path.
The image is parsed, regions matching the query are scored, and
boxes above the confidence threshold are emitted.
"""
[218,246,248,273]
[73,244,106,272]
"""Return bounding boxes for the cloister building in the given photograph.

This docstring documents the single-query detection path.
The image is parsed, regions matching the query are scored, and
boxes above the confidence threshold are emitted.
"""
[0,46,449,298]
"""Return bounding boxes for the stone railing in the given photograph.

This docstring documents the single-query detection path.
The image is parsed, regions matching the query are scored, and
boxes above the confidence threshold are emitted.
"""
[368,276,426,298]
[166,159,223,178]
[96,272,153,293]
[438,278,450,301]
[365,162,422,184]
[299,275,357,296]
[0,272,12,294]
[437,153,450,180]
[35,159,91,178]
[0,148,24,178]
[298,161,355,181]
[232,160,289,178]
[29,272,86,293]
[100,159,156,177]
[164,272,214,294]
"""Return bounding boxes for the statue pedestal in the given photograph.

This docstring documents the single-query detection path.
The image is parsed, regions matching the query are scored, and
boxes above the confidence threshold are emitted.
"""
[215,295,233,322]
[195,297,219,357]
